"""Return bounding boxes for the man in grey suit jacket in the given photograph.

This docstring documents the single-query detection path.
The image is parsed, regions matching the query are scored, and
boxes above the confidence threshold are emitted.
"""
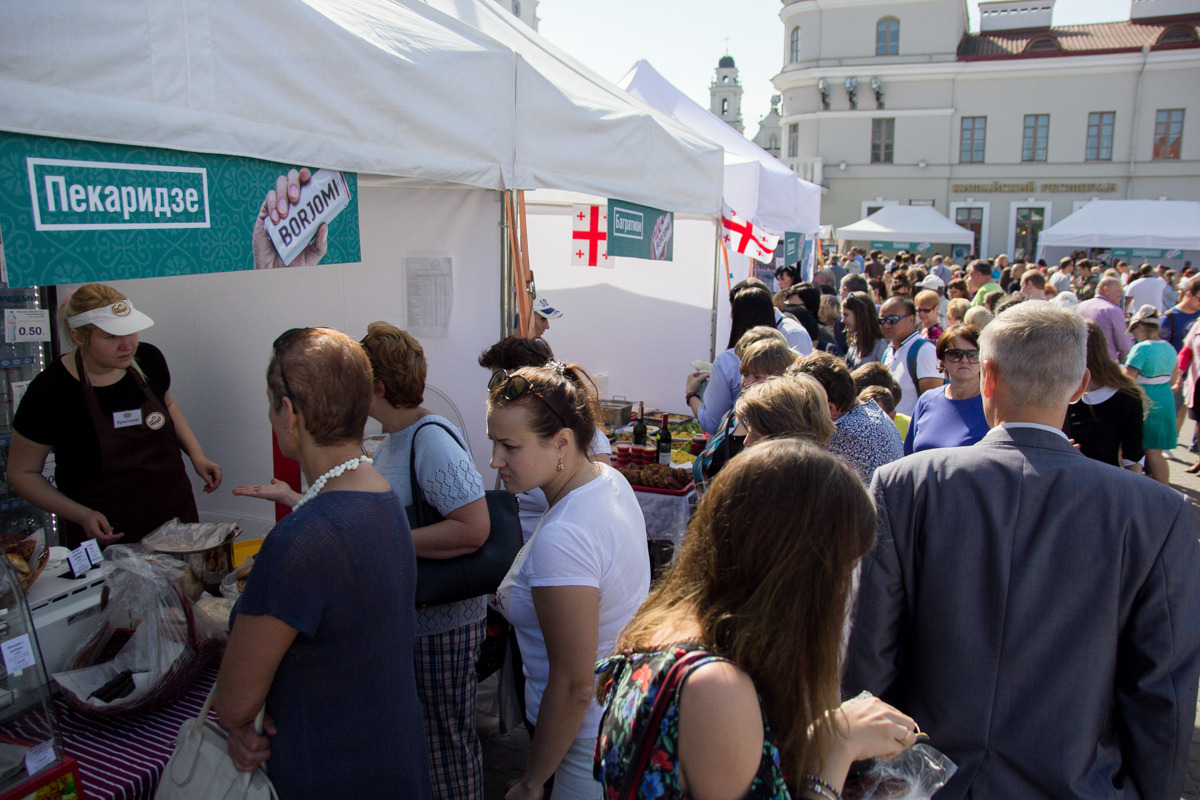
[845,302,1200,799]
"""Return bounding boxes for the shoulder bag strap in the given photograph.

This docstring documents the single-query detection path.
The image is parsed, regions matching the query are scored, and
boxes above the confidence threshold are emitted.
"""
[616,650,719,800]
[408,420,469,527]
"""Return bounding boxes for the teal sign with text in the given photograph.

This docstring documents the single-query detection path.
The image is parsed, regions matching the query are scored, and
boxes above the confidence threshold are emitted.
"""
[0,132,361,286]
[606,199,673,261]
[1111,247,1185,260]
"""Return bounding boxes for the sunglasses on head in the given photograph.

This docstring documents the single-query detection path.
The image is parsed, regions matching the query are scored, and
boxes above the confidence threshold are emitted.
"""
[273,327,315,402]
[488,369,569,430]
[943,348,980,364]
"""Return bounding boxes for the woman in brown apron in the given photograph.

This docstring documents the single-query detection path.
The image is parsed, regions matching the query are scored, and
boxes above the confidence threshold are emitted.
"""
[8,283,221,547]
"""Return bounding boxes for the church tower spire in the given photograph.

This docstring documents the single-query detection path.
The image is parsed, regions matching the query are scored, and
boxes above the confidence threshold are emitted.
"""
[710,54,744,133]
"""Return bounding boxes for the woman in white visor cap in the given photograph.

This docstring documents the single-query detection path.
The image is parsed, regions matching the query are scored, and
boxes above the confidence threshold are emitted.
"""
[8,283,221,546]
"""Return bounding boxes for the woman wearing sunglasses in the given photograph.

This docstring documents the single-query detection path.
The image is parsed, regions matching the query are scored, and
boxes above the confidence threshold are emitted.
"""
[216,328,431,799]
[487,364,650,800]
[904,325,989,454]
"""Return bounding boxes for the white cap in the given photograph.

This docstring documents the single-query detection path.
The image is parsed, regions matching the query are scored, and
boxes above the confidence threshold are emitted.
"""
[67,300,154,335]
[917,275,945,291]
[532,298,563,319]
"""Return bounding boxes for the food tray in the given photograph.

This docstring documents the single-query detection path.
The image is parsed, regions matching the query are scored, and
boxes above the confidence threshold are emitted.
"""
[630,481,695,496]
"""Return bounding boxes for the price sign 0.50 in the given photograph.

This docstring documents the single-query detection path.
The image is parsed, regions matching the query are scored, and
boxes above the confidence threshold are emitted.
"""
[3,309,50,343]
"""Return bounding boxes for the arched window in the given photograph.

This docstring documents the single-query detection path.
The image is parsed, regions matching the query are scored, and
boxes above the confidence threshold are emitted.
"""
[722,75,729,84]
[512,0,520,16]
[1024,35,1061,54]
[790,27,802,63]
[876,17,899,56]
[721,98,729,115]
[1157,25,1198,45]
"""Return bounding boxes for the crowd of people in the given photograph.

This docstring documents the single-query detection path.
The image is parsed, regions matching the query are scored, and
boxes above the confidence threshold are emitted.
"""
[22,270,1200,800]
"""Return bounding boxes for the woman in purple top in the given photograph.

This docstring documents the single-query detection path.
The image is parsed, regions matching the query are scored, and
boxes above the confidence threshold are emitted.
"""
[905,325,989,454]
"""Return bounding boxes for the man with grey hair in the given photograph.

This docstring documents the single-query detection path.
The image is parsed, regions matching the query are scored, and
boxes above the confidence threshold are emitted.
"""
[845,302,1200,800]
[840,273,869,298]
[1077,275,1133,362]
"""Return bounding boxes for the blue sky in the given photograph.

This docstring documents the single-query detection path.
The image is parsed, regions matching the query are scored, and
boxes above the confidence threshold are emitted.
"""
[538,0,1134,135]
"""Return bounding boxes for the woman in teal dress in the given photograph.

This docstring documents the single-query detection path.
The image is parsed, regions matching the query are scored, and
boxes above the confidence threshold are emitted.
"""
[596,439,921,800]
[1125,305,1180,486]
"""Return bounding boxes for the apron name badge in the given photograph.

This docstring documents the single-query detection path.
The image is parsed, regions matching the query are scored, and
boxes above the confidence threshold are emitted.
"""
[113,409,142,429]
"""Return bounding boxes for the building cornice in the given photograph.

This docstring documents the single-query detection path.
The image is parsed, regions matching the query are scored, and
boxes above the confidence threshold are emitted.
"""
[774,47,1199,88]
[780,107,956,122]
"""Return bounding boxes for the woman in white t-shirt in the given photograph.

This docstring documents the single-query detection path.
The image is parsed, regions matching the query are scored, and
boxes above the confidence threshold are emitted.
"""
[487,362,650,800]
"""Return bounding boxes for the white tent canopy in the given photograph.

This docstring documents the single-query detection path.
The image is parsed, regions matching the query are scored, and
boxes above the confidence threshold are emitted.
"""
[0,0,723,214]
[1038,200,1200,251]
[618,59,820,234]
[836,205,975,246]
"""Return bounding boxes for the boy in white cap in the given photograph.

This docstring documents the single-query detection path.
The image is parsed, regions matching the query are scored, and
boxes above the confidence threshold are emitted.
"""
[531,297,562,337]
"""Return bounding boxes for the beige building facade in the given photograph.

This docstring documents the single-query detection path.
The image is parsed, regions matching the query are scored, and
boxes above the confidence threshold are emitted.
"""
[774,0,1200,261]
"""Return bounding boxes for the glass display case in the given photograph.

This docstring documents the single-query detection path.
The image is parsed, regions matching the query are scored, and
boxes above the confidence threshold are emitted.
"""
[0,555,68,797]
[0,287,56,547]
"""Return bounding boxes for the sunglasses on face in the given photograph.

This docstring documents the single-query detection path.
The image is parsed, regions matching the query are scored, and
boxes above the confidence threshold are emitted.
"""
[943,349,980,364]
[488,369,569,430]
[917,306,938,314]
[880,314,911,325]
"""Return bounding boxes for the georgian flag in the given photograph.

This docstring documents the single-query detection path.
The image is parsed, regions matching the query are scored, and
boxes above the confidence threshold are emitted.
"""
[571,204,610,267]
[720,203,780,264]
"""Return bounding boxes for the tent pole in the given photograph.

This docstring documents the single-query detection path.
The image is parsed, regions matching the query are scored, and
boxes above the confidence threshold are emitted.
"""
[500,190,515,339]
[710,222,721,362]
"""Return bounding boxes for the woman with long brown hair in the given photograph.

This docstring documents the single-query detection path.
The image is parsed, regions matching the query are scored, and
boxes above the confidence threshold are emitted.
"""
[841,292,887,369]
[1066,319,1146,474]
[596,439,919,800]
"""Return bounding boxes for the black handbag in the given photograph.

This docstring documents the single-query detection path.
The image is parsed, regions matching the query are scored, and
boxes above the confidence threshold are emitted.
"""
[405,420,522,607]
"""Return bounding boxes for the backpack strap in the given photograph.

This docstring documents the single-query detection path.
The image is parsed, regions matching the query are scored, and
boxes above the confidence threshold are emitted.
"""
[906,336,929,388]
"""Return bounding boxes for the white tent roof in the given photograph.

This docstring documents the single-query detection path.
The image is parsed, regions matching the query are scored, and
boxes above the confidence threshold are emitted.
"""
[617,60,820,234]
[835,205,975,246]
[1039,200,1200,250]
[0,0,723,214]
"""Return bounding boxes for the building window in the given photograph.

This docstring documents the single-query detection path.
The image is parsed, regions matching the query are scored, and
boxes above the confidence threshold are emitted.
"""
[955,207,984,256]
[790,27,801,63]
[787,123,799,158]
[1022,114,1050,162]
[876,18,899,56]
[1154,109,1184,159]
[1086,112,1114,161]
[721,98,729,115]
[769,135,778,150]
[871,118,894,163]
[960,116,986,163]
[512,0,520,15]
[1013,206,1045,262]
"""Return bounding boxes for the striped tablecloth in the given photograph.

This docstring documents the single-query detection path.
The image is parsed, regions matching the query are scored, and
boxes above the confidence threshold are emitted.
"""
[7,667,217,800]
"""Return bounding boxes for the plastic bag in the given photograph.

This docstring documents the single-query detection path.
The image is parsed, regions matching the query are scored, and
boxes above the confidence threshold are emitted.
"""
[843,743,958,800]
[51,546,223,713]
[142,518,237,553]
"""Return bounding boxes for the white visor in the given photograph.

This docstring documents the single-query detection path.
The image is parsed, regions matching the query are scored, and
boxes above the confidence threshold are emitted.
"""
[67,300,154,335]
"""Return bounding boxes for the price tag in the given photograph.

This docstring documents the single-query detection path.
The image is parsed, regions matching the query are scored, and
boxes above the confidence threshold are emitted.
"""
[23,739,55,776]
[10,379,29,410]
[1,634,35,675]
[82,539,103,567]
[3,309,51,343]
[67,547,92,578]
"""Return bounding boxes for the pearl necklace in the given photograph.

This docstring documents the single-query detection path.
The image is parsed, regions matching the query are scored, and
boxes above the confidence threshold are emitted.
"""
[292,456,372,511]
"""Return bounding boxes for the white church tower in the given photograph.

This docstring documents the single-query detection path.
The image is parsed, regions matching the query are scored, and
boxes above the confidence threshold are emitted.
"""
[499,0,539,30]
[710,54,744,133]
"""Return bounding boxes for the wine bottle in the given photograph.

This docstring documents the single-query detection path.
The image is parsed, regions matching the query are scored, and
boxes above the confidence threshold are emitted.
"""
[632,402,647,446]
[657,413,672,465]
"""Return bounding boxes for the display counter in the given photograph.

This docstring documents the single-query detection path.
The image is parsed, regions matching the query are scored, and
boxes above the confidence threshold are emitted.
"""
[4,667,216,800]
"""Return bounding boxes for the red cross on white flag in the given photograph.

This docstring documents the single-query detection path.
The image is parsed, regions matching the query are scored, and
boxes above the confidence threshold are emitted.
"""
[571,204,610,267]
[721,202,780,264]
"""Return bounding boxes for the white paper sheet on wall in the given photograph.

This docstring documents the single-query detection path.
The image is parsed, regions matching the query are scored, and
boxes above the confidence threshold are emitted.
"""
[405,253,453,338]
